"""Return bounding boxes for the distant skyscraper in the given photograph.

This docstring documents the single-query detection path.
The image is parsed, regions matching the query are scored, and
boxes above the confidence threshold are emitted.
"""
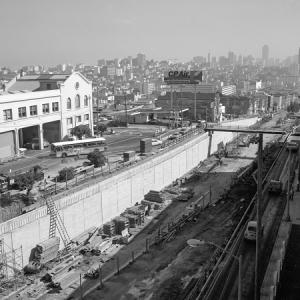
[262,45,269,65]
[207,53,211,65]
[137,53,146,68]
[298,47,300,75]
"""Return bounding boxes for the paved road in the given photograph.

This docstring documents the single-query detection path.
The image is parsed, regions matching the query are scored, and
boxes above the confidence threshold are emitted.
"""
[0,129,155,176]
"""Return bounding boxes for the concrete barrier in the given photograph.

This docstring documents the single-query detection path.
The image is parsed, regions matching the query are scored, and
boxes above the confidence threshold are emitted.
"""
[0,117,258,265]
[260,221,292,299]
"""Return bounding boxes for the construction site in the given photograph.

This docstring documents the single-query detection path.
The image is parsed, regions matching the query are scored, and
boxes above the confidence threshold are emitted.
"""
[0,113,298,299]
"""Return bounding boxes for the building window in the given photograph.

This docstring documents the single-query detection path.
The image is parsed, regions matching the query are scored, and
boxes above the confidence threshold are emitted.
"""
[67,117,73,125]
[52,102,59,112]
[30,105,38,116]
[67,98,72,110]
[75,94,80,108]
[42,104,49,114]
[3,109,12,120]
[18,107,27,118]
[67,129,72,135]
[84,95,88,107]
[76,115,81,123]
[84,114,89,121]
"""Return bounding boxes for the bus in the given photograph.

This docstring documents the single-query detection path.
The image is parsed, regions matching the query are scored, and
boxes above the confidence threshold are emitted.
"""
[50,137,107,158]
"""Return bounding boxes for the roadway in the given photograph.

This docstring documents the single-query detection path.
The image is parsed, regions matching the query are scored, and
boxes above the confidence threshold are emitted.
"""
[0,128,156,177]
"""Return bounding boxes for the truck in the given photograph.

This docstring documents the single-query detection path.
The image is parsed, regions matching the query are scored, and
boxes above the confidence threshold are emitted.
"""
[268,180,282,194]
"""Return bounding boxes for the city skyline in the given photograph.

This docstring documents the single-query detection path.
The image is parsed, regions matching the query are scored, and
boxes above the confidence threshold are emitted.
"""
[1,0,300,68]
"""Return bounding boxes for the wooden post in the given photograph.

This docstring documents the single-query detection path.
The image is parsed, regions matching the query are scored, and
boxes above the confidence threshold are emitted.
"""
[80,273,83,300]
[116,256,120,275]
[99,265,103,289]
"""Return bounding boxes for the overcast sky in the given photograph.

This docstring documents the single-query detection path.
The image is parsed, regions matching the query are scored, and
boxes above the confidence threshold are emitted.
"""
[1,0,299,68]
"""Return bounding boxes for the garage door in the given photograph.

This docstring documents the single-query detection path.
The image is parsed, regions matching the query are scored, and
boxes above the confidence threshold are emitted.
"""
[0,131,15,160]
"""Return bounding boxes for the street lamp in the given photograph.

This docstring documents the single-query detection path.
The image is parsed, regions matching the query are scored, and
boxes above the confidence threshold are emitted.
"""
[286,146,292,221]
[187,239,242,300]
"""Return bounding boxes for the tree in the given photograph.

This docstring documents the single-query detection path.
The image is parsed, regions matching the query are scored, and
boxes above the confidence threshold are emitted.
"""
[95,123,107,136]
[71,125,91,140]
[87,149,106,168]
[58,167,75,181]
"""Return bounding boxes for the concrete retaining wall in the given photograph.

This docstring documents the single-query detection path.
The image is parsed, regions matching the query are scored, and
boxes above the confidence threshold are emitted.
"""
[0,117,258,264]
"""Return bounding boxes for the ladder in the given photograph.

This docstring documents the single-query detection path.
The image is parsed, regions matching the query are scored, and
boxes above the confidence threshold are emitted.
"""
[46,197,71,250]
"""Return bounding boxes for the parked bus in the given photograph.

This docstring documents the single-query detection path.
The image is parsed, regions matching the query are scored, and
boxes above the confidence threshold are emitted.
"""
[50,138,107,158]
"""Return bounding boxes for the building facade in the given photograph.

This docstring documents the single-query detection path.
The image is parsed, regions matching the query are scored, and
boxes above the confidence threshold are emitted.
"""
[0,72,93,160]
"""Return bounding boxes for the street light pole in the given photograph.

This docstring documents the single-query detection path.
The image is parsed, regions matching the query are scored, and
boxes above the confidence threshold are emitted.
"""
[255,133,263,300]
[124,93,128,127]
[286,147,291,221]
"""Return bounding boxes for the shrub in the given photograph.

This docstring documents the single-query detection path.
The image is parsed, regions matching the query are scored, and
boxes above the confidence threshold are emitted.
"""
[87,149,106,168]
[58,167,75,181]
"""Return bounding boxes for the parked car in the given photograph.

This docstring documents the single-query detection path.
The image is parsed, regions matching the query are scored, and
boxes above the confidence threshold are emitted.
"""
[152,139,162,146]
[244,221,264,242]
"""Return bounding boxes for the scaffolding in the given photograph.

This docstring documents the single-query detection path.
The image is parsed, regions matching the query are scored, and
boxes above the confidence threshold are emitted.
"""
[0,238,24,280]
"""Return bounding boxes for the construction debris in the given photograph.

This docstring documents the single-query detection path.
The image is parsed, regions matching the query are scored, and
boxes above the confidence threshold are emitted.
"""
[144,190,164,203]
[34,237,60,265]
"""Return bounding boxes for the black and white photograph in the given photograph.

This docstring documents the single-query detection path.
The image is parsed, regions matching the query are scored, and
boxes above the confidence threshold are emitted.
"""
[0,0,299,299]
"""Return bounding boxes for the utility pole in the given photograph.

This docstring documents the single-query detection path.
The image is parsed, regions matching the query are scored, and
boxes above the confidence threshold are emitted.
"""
[255,133,263,300]
[286,147,291,221]
[194,84,197,121]
[124,93,128,127]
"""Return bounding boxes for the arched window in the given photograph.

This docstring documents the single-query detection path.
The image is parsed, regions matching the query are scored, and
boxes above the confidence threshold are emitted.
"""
[67,97,71,109]
[75,94,80,108]
[84,95,88,107]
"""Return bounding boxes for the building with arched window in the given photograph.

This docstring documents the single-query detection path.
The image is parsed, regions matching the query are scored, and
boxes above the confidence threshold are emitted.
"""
[0,72,93,160]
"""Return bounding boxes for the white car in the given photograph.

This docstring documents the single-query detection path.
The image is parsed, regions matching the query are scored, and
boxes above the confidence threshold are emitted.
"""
[152,139,163,146]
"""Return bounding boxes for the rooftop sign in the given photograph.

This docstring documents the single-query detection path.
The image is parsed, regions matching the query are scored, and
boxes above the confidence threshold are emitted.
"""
[164,70,202,84]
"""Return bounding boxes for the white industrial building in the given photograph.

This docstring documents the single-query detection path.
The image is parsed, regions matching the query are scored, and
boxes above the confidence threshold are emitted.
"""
[0,72,93,161]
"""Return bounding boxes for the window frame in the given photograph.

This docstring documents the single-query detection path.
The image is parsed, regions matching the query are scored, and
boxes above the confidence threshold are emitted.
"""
[52,102,59,112]
[75,94,81,108]
[30,105,38,116]
[67,117,73,125]
[84,114,89,121]
[67,98,72,110]
[18,107,27,118]
[76,115,82,123]
[3,109,12,120]
[84,95,89,107]
[42,103,50,114]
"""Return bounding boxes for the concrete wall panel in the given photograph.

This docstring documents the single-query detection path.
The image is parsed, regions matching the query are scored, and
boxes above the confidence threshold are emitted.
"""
[117,178,132,212]
[101,185,118,223]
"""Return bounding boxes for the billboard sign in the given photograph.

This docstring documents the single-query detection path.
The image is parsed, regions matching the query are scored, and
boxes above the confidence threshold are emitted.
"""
[164,70,202,84]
